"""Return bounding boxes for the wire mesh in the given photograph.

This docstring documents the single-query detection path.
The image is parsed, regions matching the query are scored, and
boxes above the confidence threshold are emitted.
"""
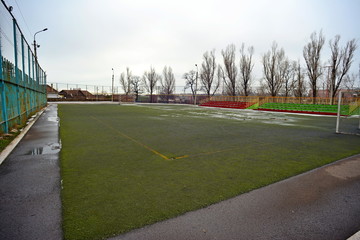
[0,1,47,133]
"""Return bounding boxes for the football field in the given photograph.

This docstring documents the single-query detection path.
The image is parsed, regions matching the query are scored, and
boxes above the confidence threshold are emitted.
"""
[59,104,360,240]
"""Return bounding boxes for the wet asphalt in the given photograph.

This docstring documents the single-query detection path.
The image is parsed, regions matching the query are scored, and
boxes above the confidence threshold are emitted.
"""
[0,104,62,240]
[0,103,359,240]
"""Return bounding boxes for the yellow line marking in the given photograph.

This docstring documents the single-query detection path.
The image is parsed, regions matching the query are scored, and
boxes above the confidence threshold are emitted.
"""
[91,116,170,160]
[91,116,266,161]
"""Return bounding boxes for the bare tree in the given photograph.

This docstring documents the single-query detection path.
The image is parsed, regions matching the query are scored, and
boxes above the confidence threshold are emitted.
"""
[303,30,325,101]
[255,84,267,96]
[239,43,254,96]
[328,35,357,104]
[292,60,307,99]
[217,65,227,95]
[279,58,293,97]
[200,50,219,97]
[183,70,197,101]
[221,44,238,96]
[262,42,285,96]
[120,67,132,95]
[161,66,176,103]
[143,67,161,103]
[131,76,142,102]
[343,73,357,92]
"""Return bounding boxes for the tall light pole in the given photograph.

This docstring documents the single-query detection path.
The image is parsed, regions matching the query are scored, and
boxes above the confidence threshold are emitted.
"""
[194,64,198,105]
[323,65,332,104]
[358,66,360,129]
[33,28,48,62]
[111,68,114,102]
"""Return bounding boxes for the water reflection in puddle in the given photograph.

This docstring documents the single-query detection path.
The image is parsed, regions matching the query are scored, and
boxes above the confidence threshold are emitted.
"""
[47,117,59,122]
[27,142,61,155]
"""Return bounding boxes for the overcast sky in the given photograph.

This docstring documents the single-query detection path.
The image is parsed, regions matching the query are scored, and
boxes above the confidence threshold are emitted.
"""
[3,0,360,92]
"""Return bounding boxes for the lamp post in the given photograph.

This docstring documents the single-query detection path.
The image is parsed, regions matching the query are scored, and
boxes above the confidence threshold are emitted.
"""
[111,68,114,102]
[322,65,332,104]
[194,64,198,105]
[33,28,48,62]
[33,28,47,87]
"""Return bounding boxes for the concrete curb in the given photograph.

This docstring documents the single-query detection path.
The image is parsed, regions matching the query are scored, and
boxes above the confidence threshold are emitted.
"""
[348,231,360,240]
[0,107,46,165]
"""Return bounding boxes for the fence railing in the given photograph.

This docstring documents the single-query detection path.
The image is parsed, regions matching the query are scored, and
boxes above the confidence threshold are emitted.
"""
[48,93,206,105]
[206,95,358,106]
[0,0,47,134]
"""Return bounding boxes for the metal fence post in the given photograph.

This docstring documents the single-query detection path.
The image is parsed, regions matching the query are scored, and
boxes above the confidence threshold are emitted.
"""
[43,72,47,106]
[31,53,35,111]
[21,35,28,117]
[0,54,9,133]
[13,19,21,124]
[28,46,33,113]
[0,0,48,134]
[0,9,8,133]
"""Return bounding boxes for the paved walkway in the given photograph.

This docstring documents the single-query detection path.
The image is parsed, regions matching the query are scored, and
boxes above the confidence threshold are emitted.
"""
[0,104,62,240]
[0,103,359,240]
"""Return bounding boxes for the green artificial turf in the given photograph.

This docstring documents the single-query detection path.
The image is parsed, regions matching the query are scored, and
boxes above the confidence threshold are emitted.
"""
[59,104,360,240]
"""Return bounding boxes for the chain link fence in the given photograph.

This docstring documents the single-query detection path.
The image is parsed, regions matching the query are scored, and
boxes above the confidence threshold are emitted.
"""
[0,0,47,134]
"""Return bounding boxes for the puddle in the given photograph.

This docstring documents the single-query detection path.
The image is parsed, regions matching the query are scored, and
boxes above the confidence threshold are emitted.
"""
[148,116,165,120]
[134,104,307,127]
[27,142,61,155]
[47,117,59,122]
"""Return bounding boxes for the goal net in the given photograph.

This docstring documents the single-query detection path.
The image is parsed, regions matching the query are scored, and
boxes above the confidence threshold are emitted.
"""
[336,91,360,135]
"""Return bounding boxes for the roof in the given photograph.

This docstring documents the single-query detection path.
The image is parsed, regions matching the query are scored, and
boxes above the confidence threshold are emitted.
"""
[80,90,94,97]
[46,85,58,94]
[59,90,86,98]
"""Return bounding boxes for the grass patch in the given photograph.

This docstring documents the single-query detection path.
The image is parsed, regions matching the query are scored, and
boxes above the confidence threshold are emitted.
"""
[59,104,360,240]
[0,129,21,152]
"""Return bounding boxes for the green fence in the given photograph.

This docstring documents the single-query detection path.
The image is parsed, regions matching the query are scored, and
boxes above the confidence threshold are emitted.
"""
[0,0,47,134]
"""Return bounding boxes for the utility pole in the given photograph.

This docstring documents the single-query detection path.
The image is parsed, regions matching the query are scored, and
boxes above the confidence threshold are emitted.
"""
[358,66,360,129]
[112,68,114,102]
[323,65,332,104]
[194,64,198,105]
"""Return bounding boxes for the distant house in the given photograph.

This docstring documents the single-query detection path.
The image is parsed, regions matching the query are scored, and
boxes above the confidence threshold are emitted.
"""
[47,84,60,98]
[81,90,94,99]
[311,89,359,99]
[339,89,360,98]
[59,89,94,100]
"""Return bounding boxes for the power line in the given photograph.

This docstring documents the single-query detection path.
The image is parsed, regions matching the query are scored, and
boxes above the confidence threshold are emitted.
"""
[1,0,37,58]
[0,27,14,47]
[14,0,33,38]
